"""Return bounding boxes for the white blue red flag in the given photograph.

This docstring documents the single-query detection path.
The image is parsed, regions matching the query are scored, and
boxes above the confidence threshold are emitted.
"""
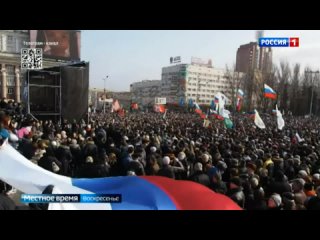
[0,141,240,210]
[264,84,277,99]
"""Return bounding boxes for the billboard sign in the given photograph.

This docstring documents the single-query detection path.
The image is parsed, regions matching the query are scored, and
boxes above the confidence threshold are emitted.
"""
[155,97,166,105]
[29,30,81,61]
[170,56,181,64]
[191,57,212,67]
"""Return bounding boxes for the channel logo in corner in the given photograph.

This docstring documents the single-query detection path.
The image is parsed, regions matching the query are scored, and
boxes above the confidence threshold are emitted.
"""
[259,37,299,47]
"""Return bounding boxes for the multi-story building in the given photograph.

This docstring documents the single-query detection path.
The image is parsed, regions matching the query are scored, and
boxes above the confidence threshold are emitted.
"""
[130,61,238,107]
[130,80,161,106]
[235,42,272,73]
[0,30,29,102]
[161,61,233,105]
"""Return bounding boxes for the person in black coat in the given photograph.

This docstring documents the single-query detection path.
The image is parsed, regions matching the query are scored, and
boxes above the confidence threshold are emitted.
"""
[69,139,83,168]
[247,187,267,210]
[227,177,245,209]
[127,153,145,176]
[189,162,210,188]
[265,171,291,197]
[305,186,320,210]
[75,156,109,178]
[0,193,16,210]
[55,143,73,176]
[18,136,35,160]
[83,138,98,160]
[38,148,62,174]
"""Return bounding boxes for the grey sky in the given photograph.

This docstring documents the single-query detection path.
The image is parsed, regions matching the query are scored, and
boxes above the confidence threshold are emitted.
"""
[81,30,320,91]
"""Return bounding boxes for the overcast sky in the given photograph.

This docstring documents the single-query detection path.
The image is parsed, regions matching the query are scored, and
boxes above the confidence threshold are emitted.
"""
[82,30,320,91]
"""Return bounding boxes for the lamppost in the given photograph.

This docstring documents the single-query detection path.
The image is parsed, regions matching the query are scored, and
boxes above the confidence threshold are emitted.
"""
[305,70,319,116]
[103,76,109,113]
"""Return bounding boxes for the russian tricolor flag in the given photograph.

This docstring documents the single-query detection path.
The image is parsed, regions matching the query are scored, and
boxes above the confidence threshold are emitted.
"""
[264,84,277,99]
[0,141,241,210]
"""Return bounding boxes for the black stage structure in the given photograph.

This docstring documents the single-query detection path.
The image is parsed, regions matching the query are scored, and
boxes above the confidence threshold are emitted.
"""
[25,62,89,122]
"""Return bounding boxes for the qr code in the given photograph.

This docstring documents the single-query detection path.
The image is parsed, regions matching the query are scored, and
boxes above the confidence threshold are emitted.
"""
[21,48,43,70]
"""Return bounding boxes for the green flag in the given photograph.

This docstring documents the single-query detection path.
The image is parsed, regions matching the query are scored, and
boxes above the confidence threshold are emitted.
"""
[224,118,233,129]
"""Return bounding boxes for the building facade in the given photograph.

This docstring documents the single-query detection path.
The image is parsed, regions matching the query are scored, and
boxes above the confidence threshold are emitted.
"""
[235,42,272,73]
[130,80,161,106]
[0,30,29,102]
[130,62,238,107]
[162,63,233,105]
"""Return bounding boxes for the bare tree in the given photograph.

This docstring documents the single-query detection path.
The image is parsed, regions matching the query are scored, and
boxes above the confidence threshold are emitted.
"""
[289,64,300,114]
[277,61,291,111]
[243,68,255,111]
[225,64,244,111]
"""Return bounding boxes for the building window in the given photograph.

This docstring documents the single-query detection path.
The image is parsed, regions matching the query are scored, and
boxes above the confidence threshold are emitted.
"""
[7,87,14,94]
[6,65,15,86]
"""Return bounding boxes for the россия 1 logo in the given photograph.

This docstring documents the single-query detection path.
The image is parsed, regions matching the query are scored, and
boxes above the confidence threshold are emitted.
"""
[259,37,299,47]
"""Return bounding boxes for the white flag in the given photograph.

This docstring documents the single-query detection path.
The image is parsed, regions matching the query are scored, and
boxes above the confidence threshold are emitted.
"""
[295,133,304,143]
[222,109,231,119]
[276,105,285,130]
[254,109,266,129]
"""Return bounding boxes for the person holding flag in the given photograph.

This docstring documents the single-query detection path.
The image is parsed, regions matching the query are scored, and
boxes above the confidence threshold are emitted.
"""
[253,109,266,129]
[236,89,244,112]
[264,84,277,99]
[275,105,285,130]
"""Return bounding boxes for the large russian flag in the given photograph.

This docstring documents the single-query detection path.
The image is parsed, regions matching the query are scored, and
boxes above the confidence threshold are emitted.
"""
[264,84,277,99]
[0,141,241,210]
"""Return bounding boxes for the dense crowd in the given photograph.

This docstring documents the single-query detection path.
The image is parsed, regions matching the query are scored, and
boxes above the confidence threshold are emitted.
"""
[1,98,320,210]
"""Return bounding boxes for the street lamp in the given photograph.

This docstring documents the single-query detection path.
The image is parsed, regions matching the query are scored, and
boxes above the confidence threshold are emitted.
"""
[103,76,109,113]
[305,70,319,116]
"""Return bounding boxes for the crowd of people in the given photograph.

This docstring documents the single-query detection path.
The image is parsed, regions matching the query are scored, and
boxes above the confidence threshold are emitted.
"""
[1,98,320,210]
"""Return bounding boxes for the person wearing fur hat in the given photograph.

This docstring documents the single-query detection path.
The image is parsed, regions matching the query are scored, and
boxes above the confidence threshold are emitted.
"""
[189,162,210,188]
[268,193,282,210]
[157,156,175,179]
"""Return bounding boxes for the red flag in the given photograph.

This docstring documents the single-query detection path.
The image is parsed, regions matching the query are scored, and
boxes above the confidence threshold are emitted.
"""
[195,109,202,114]
[118,108,125,117]
[131,103,138,110]
[236,97,242,112]
[112,100,121,112]
[200,113,206,119]
[154,104,165,113]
